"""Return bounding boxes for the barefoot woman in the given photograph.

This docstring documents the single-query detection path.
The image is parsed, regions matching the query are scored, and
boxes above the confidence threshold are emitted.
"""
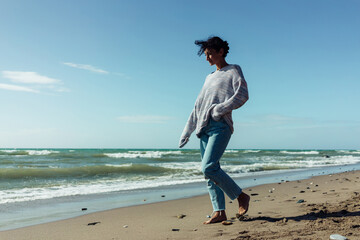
[179,36,250,224]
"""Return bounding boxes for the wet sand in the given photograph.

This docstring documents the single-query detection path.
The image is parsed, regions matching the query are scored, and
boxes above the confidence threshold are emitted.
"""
[1,170,359,240]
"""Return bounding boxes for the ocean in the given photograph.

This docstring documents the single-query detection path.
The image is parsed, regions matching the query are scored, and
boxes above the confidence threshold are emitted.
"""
[1,148,360,230]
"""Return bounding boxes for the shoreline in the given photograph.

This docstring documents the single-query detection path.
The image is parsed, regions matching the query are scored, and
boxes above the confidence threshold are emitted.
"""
[1,163,360,232]
[1,168,360,239]
[0,166,360,239]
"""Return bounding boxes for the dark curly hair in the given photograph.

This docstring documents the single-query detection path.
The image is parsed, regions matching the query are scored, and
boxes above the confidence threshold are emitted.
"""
[195,36,230,57]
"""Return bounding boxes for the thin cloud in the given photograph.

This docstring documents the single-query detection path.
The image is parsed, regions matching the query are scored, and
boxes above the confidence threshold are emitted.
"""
[63,62,109,74]
[0,83,39,93]
[1,71,66,94]
[117,115,174,124]
[2,71,60,84]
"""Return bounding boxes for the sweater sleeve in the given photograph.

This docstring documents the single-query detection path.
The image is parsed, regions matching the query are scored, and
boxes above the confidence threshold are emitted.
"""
[179,108,197,148]
[211,66,249,121]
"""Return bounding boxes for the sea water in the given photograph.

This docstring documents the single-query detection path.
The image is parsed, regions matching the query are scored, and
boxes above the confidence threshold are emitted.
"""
[1,148,360,230]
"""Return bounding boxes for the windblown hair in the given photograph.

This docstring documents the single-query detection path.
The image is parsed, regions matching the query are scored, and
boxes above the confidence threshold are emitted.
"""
[195,36,230,57]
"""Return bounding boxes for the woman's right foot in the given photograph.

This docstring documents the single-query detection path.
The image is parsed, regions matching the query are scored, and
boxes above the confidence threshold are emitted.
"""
[237,192,250,216]
[203,210,227,224]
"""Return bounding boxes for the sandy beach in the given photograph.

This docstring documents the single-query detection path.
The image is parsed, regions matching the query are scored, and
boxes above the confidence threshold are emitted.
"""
[1,170,359,240]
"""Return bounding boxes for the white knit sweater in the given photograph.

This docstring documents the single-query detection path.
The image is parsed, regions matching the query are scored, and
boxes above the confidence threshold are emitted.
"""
[179,64,249,148]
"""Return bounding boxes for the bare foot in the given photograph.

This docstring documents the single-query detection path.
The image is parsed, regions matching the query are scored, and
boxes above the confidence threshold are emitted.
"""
[237,192,250,216]
[203,210,227,224]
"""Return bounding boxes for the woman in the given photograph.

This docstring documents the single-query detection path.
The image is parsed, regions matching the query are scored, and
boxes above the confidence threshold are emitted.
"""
[179,36,250,224]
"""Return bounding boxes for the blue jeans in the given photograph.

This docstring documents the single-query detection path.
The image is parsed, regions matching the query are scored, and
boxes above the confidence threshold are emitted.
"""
[200,118,242,211]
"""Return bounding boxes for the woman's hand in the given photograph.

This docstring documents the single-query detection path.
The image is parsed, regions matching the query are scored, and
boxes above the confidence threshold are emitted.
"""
[179,137,189,148]
[211,105,222,121]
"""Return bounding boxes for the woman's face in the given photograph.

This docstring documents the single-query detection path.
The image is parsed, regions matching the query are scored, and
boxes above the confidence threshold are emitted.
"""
[204,48,224,66]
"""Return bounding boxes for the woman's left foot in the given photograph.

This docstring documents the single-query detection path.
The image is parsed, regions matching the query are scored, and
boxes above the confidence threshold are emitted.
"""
[203,210,227,224]
[237,192,250,216]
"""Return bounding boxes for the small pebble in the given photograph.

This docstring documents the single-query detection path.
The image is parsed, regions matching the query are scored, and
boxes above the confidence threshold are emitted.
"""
[299,190,305,193]
[172,228,180,231]
[329,234,348,240]
[297,199,305,203]
[177,214,186,219]
[222,220,233,225]
[123,225,128,228]
[206,215,211,218]
[87,222,100,226]
[161,195,165,197]
[81,208,87,211]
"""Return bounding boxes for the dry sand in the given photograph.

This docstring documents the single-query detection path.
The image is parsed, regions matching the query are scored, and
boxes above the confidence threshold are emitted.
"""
[1,170,359,240]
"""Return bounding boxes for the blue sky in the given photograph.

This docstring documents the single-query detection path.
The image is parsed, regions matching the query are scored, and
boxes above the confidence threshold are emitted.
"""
[0,0,359,149]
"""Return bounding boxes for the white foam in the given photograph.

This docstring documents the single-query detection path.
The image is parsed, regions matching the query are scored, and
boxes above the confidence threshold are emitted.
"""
[225,150,239,153]
[26,150,59,155]
[0,175,204,204]
[280,151,319,155]
[105,151,182,159]
[1,150,18,153]
[243,150,261,153]
[153,162,200,170]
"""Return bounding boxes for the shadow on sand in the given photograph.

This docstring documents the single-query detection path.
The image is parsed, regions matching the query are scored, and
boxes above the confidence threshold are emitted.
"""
[243,209,360,223]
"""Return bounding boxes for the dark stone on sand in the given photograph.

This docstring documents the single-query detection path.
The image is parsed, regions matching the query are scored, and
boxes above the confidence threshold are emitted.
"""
[161,195,165,197]
[250,193,259,196]
[222,220,233,225]
[299,190,305,193]
[177,214,186,219]
[351,224,360,228]
[236,213,247,221]
[172,228,180,231]
[82,208,87,211]
[297,199,305,203]
[87,222,100,226]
